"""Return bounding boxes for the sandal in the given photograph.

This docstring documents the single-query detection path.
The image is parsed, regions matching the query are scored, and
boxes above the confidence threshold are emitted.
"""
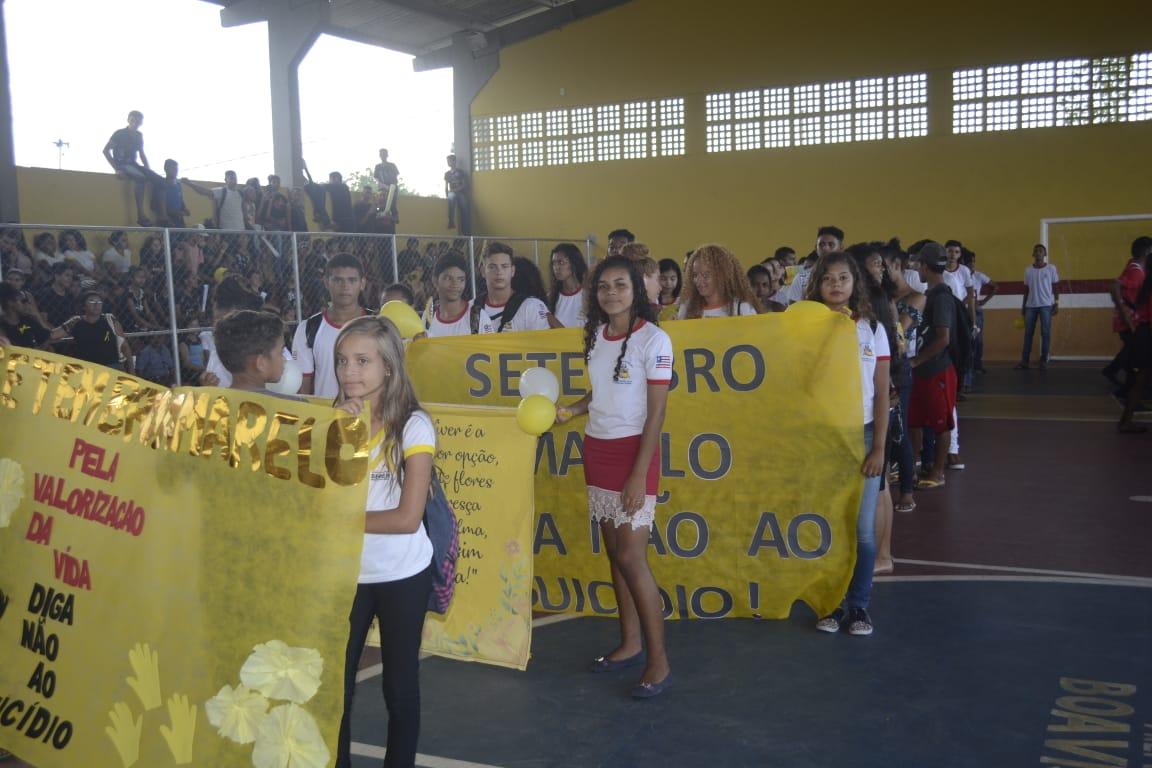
[915,477,945,490]
[894,500,917,513]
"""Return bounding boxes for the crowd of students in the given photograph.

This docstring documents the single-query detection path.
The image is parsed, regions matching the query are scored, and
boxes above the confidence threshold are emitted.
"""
[4,216,1152,767]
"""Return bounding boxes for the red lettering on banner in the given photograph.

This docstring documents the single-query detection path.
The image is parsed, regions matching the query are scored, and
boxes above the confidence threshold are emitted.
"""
[24,511,53,546]
[67,438,119,483]
[32,474,146,537]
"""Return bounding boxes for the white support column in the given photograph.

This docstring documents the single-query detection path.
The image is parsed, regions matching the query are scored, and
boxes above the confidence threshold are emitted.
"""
[222,0,328,188]
[0,0,21,223]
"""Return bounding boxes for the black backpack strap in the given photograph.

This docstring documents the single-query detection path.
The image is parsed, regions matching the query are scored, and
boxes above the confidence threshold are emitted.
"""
[497,292,528,333]
[469,296,486,335]
[304,312,323,349]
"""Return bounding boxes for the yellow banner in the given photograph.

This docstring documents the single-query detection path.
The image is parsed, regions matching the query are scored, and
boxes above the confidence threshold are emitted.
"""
[417,405,537,670]
[0,348,537,767]
[0,347,369,767]
[408,304,865,620]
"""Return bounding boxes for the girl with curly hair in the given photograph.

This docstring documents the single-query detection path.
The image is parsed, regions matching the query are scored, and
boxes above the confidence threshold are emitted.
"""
[804,251,890,637]
[548,242,589,328]
[556,257,673,698]
[677,243,760,319]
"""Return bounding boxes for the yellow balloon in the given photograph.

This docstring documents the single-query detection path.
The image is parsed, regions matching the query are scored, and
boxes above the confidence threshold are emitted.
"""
[517,395,557,437]
[1013,316,1026,330]
[379,300,425,338]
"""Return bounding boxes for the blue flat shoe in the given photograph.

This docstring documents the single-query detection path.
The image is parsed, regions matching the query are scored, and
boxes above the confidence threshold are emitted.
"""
[589,651,644,673]
[631,673,672,699]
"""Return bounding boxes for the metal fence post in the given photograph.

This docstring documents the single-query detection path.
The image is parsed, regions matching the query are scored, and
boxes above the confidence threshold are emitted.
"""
[468,236,477,300]
[533,239,540,267]
[586,237,593,265]
[162,227,182,386]
[290,232,303,326]
[391,234,399,286]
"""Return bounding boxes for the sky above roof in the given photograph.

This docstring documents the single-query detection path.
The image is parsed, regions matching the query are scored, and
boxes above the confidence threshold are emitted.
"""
[4,0,454,196]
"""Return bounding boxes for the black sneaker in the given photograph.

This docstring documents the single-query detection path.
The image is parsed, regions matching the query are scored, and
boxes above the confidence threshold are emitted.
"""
[846,607,874,636]
[816,607,846,633]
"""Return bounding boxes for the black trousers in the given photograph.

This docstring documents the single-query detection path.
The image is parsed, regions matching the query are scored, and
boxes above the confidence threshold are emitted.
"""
[337,565,432,768]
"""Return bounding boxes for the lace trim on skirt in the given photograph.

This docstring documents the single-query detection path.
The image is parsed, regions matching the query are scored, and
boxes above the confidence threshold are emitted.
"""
[587,485,656,530]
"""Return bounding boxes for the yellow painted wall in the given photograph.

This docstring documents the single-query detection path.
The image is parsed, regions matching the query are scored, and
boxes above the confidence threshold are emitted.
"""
[12,167,451,240]
[469,0,1152,357]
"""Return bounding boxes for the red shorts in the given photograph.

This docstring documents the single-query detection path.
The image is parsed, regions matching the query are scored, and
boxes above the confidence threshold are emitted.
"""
[583,434,660,495]
[909,365,957,434]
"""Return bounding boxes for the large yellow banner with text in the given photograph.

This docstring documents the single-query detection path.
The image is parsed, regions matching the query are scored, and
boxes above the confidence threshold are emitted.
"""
[417,404,537,670]
[0,348,537,768]
[408,304,865,621]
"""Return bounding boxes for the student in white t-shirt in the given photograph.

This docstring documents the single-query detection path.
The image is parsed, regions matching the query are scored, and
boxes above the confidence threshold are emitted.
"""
[556,256,672,699]
[943,240,977,323]
[807,250,889,638]
[423,251,473,337]
[332,315,436,768]
[476,243,559,333]
[292,253,371,396]
[1017,243,1061,369]
[102,230,133,276]
[676,243,760,319]
[547,243,588,329]
[61,229,101,280]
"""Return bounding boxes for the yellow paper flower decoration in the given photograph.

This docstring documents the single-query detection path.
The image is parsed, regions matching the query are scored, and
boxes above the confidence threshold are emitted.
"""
[251,703,330,768]
[240,640,323,704]
[0,458,25,528]
[205,684,269,745]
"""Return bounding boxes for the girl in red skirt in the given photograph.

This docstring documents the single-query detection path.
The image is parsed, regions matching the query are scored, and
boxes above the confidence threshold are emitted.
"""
[556,256,673,698]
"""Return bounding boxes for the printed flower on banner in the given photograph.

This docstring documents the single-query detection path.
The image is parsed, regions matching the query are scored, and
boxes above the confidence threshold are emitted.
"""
[240,640,324,704]
[251,703,330,768]
[504,539,520,556]
[0,458,25,528]
[205,684,269,745]
[500,555,530,616]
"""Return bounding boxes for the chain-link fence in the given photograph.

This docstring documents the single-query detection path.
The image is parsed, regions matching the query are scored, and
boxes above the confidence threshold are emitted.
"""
[0,223,593,386]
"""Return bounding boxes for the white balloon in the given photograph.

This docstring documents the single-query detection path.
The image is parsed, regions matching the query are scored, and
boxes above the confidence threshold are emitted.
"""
[267,357,303,396]
[519,366,560,403]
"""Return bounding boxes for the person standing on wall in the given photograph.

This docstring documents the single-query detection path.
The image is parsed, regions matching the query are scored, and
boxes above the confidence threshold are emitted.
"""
[444,154,472,235]
[184,171,245,232]
[1016,244,1060,370]
[374,148,401,225]
[102,110,164,227]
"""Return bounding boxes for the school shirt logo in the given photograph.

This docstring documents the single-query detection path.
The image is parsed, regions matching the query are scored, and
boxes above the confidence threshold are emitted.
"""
[615,361,632,383]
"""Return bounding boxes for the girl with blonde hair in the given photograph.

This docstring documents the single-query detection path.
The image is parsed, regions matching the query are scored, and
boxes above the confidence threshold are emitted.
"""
[677,244,760,319]
[333,315,436,768]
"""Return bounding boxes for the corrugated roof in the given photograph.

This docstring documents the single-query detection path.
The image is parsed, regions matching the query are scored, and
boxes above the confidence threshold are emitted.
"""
[207,0,579,55]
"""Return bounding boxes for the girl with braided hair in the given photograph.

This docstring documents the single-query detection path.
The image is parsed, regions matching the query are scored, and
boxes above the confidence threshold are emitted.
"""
[677,243,761,319]
[556,257,673,698]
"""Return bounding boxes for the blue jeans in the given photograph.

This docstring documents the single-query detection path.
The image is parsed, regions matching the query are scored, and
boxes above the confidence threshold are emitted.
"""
[1022,305,1054,363]
[846,423,880,610]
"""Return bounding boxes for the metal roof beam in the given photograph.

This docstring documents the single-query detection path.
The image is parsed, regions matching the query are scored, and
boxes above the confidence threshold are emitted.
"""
[378,0,491,30]
[413,0,629,70]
